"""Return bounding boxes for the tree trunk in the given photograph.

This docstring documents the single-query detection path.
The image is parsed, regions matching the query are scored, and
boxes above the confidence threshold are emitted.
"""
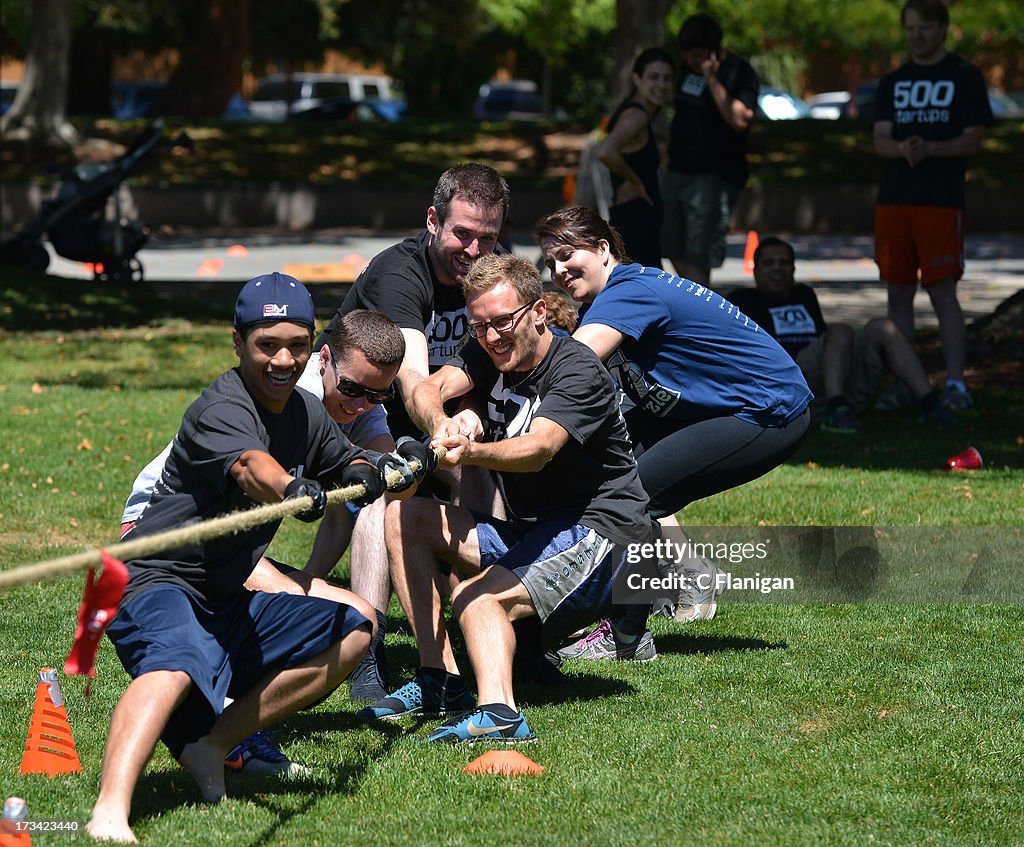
[0,0,80,147]
[159,0,251,118]
[67,23,113,116]
[611,0,674,106]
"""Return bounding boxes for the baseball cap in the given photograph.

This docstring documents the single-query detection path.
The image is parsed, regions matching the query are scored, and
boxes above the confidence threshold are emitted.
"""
[233,272,315,331]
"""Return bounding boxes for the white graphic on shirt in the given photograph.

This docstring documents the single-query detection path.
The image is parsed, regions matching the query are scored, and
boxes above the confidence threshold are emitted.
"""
[768,304,816,339]
[681,73,707,97]
[426,307,469,368]
[893,79,955,125]
[607,350,680,417]
[487,379,542,440]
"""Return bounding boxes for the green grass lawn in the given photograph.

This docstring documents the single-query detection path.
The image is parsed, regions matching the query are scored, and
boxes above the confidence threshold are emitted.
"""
[1,272,1022,845]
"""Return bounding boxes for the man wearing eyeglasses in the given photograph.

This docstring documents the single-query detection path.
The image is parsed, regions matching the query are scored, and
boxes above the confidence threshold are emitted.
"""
[356,254,657,742]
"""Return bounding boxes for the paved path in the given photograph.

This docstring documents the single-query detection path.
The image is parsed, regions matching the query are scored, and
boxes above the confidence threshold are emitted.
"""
[45,230,1024,329]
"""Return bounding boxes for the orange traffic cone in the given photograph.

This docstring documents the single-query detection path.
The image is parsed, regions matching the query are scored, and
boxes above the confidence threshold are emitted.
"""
[463,749,544,776]
[0,821,32,847]
[743,230,759,275]
[1,797,31,846]
[19,669,81,776]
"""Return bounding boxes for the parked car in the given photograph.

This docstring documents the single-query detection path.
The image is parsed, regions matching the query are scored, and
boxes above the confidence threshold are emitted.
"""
[248,72,398,121]
[110,80,249,120]
[756,86,810,120]
[474,79,547,121]
[987,89,1024,119]
[290,97,406,122]
[807,90,852,120]
[1,81,18,114]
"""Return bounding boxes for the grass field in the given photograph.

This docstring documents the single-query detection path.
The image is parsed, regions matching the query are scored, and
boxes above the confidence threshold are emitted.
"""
[1,272,1022,845]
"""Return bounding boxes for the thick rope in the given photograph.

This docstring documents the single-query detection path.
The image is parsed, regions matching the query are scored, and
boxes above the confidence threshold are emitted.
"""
[0,449,445,590]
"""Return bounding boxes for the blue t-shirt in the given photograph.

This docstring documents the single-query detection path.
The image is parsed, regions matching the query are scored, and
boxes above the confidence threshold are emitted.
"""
[578,264,812,426]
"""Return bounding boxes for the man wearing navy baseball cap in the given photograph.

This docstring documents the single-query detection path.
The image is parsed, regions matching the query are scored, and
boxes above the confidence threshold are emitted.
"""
[88,274,390,842]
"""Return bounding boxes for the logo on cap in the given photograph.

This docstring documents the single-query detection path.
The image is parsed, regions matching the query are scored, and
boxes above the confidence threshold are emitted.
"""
[263,304,289,318]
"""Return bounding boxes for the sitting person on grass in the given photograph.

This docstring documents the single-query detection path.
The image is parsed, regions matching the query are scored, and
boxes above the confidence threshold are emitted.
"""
[728,236,958,434]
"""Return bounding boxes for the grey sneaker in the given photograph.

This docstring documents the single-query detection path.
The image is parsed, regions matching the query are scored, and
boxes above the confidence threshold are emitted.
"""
[674,557,725,623]
[940,384,974,411]
[556,620,657,662]
[875,381,914,411]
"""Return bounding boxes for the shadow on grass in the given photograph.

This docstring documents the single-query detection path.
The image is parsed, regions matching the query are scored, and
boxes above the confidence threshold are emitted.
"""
[128,711,406,846]
[785,399,1023,472]
[517,671,634,708]
[653,633,787,657]
[2,271,222,332]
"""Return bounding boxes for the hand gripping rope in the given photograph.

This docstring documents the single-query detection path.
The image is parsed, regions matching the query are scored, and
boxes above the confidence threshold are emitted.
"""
[0,447,445,591]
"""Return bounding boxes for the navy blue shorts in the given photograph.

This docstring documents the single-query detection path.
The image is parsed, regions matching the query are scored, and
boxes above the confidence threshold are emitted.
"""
[474,515,629,645]
[107,584,369,757]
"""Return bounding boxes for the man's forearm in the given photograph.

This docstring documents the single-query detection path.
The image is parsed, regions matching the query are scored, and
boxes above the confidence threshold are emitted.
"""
[407,378,448,434]
[462,434,557,474]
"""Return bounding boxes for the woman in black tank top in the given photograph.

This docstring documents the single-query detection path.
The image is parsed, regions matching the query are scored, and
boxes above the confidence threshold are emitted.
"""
[596,48,675,268]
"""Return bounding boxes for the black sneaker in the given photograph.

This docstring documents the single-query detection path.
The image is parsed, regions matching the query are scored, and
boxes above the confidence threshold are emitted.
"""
[820,403,859,434]
[355,667,474,720]
[349,612,391,702]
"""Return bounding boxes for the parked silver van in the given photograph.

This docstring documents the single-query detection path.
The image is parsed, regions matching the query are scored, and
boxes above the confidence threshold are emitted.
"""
[249,72,396,121]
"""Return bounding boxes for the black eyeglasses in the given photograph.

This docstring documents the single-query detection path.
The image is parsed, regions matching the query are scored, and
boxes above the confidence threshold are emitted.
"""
[331,357,395,404]
[466,302,534,338]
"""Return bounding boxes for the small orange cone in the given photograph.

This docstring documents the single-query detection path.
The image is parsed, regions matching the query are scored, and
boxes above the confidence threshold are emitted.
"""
[0,822,32,847]
[463,749,544,776]
[19,669,82,776]
[743,230,759,275]
[1,797,31,846]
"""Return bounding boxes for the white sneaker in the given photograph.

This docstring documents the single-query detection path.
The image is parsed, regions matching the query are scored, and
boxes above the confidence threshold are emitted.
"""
[673,557,725,623]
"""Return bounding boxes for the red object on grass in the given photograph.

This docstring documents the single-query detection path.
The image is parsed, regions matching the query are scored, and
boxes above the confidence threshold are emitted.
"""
[946,446,983,471]
[64,552,129,688]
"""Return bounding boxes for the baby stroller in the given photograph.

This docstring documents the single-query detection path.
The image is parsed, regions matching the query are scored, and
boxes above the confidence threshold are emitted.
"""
[0,121,192,283]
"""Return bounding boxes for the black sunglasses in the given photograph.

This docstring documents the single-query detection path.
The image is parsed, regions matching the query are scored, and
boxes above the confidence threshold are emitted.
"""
[331,357,396,404]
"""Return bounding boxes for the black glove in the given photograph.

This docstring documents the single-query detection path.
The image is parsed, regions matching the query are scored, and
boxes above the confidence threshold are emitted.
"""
[340,462,387,508]
[375,451,417,493]
[396,436,438,479]
[284,477,327,523]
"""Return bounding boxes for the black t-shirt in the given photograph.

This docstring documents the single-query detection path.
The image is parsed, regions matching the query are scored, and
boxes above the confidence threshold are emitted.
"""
[875,54,993,209]
[452,334,653,547]
[666,53,759,187]
[316,232,473,439]
[607,102,661,210]
[122,369,367,608]
[727,283,827,358]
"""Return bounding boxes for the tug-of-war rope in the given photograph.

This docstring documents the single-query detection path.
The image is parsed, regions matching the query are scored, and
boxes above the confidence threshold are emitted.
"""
[0,449,443,591]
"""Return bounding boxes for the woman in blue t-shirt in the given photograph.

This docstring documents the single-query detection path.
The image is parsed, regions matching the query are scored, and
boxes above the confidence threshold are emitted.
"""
[535,206,811,657]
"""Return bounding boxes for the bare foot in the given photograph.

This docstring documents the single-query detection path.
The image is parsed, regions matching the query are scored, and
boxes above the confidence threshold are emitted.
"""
[86,808,138,843]
[177,737,227,803]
